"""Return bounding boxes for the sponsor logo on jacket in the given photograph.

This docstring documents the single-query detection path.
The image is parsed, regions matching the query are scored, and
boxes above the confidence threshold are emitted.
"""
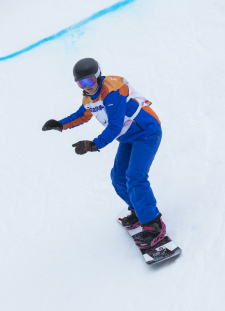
[88,105,105,113]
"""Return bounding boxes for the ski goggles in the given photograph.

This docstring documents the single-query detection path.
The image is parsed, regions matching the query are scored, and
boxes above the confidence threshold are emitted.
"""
[76,76,97,89]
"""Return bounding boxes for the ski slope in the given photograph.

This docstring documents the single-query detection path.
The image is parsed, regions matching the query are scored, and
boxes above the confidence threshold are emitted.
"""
[0,0,225,310]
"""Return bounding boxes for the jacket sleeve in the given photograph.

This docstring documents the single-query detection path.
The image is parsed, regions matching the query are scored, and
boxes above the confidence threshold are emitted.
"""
[93,90,126,149]
[60,104,93,130]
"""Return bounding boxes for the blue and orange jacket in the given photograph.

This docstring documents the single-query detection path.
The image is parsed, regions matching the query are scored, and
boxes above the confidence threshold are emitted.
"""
[60,76,161,149]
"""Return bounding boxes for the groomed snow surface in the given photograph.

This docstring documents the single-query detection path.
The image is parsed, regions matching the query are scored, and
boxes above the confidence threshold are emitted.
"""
[1,0,225,310]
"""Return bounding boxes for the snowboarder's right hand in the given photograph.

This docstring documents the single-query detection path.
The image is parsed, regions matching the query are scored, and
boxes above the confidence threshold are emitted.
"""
[42,119,63,132]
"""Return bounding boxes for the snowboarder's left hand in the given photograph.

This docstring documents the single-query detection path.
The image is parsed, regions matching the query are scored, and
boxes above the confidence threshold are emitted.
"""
[72,141,100,155]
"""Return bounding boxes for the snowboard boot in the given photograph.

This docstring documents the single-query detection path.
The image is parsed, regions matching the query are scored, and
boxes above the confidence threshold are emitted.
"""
[121,208,140,230]
[134,216,166,249]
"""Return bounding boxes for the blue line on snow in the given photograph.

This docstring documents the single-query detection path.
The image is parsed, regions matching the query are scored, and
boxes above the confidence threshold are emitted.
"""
[0,0,135,62]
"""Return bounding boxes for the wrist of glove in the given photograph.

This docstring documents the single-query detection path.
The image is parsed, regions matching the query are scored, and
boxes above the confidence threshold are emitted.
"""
[42,119,63,132]
[72,141,100,155]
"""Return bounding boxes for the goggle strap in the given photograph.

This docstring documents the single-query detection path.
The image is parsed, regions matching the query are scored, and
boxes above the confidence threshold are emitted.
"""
[94,67,101,79]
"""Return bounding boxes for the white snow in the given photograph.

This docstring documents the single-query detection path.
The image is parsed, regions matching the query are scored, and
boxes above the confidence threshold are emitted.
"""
[1,0,225,310]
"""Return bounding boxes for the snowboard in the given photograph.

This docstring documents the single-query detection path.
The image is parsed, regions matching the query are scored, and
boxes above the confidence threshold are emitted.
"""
[118,209,182,265]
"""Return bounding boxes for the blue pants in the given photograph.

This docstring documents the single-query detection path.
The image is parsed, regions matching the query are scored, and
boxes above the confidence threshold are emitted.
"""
[111,128,162,224]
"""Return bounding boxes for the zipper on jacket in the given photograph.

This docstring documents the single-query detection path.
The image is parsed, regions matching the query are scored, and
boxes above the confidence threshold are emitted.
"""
[133,120,144,131]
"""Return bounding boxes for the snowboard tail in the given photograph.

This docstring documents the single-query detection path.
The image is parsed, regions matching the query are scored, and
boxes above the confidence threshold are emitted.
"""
[118,210,181,265]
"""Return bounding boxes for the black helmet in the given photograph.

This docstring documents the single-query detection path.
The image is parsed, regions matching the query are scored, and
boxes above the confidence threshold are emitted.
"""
[73,58,100,81]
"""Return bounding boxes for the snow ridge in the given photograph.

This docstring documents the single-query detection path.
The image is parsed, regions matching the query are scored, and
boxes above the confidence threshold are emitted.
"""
[0,0,136,62]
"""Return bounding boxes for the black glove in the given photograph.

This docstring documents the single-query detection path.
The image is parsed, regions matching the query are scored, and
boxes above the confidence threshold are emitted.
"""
[72,141,100,155]
[42,119,63,132]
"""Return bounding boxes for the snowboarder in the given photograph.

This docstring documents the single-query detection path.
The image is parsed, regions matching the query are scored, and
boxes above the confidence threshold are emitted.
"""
[42,58,166,249]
